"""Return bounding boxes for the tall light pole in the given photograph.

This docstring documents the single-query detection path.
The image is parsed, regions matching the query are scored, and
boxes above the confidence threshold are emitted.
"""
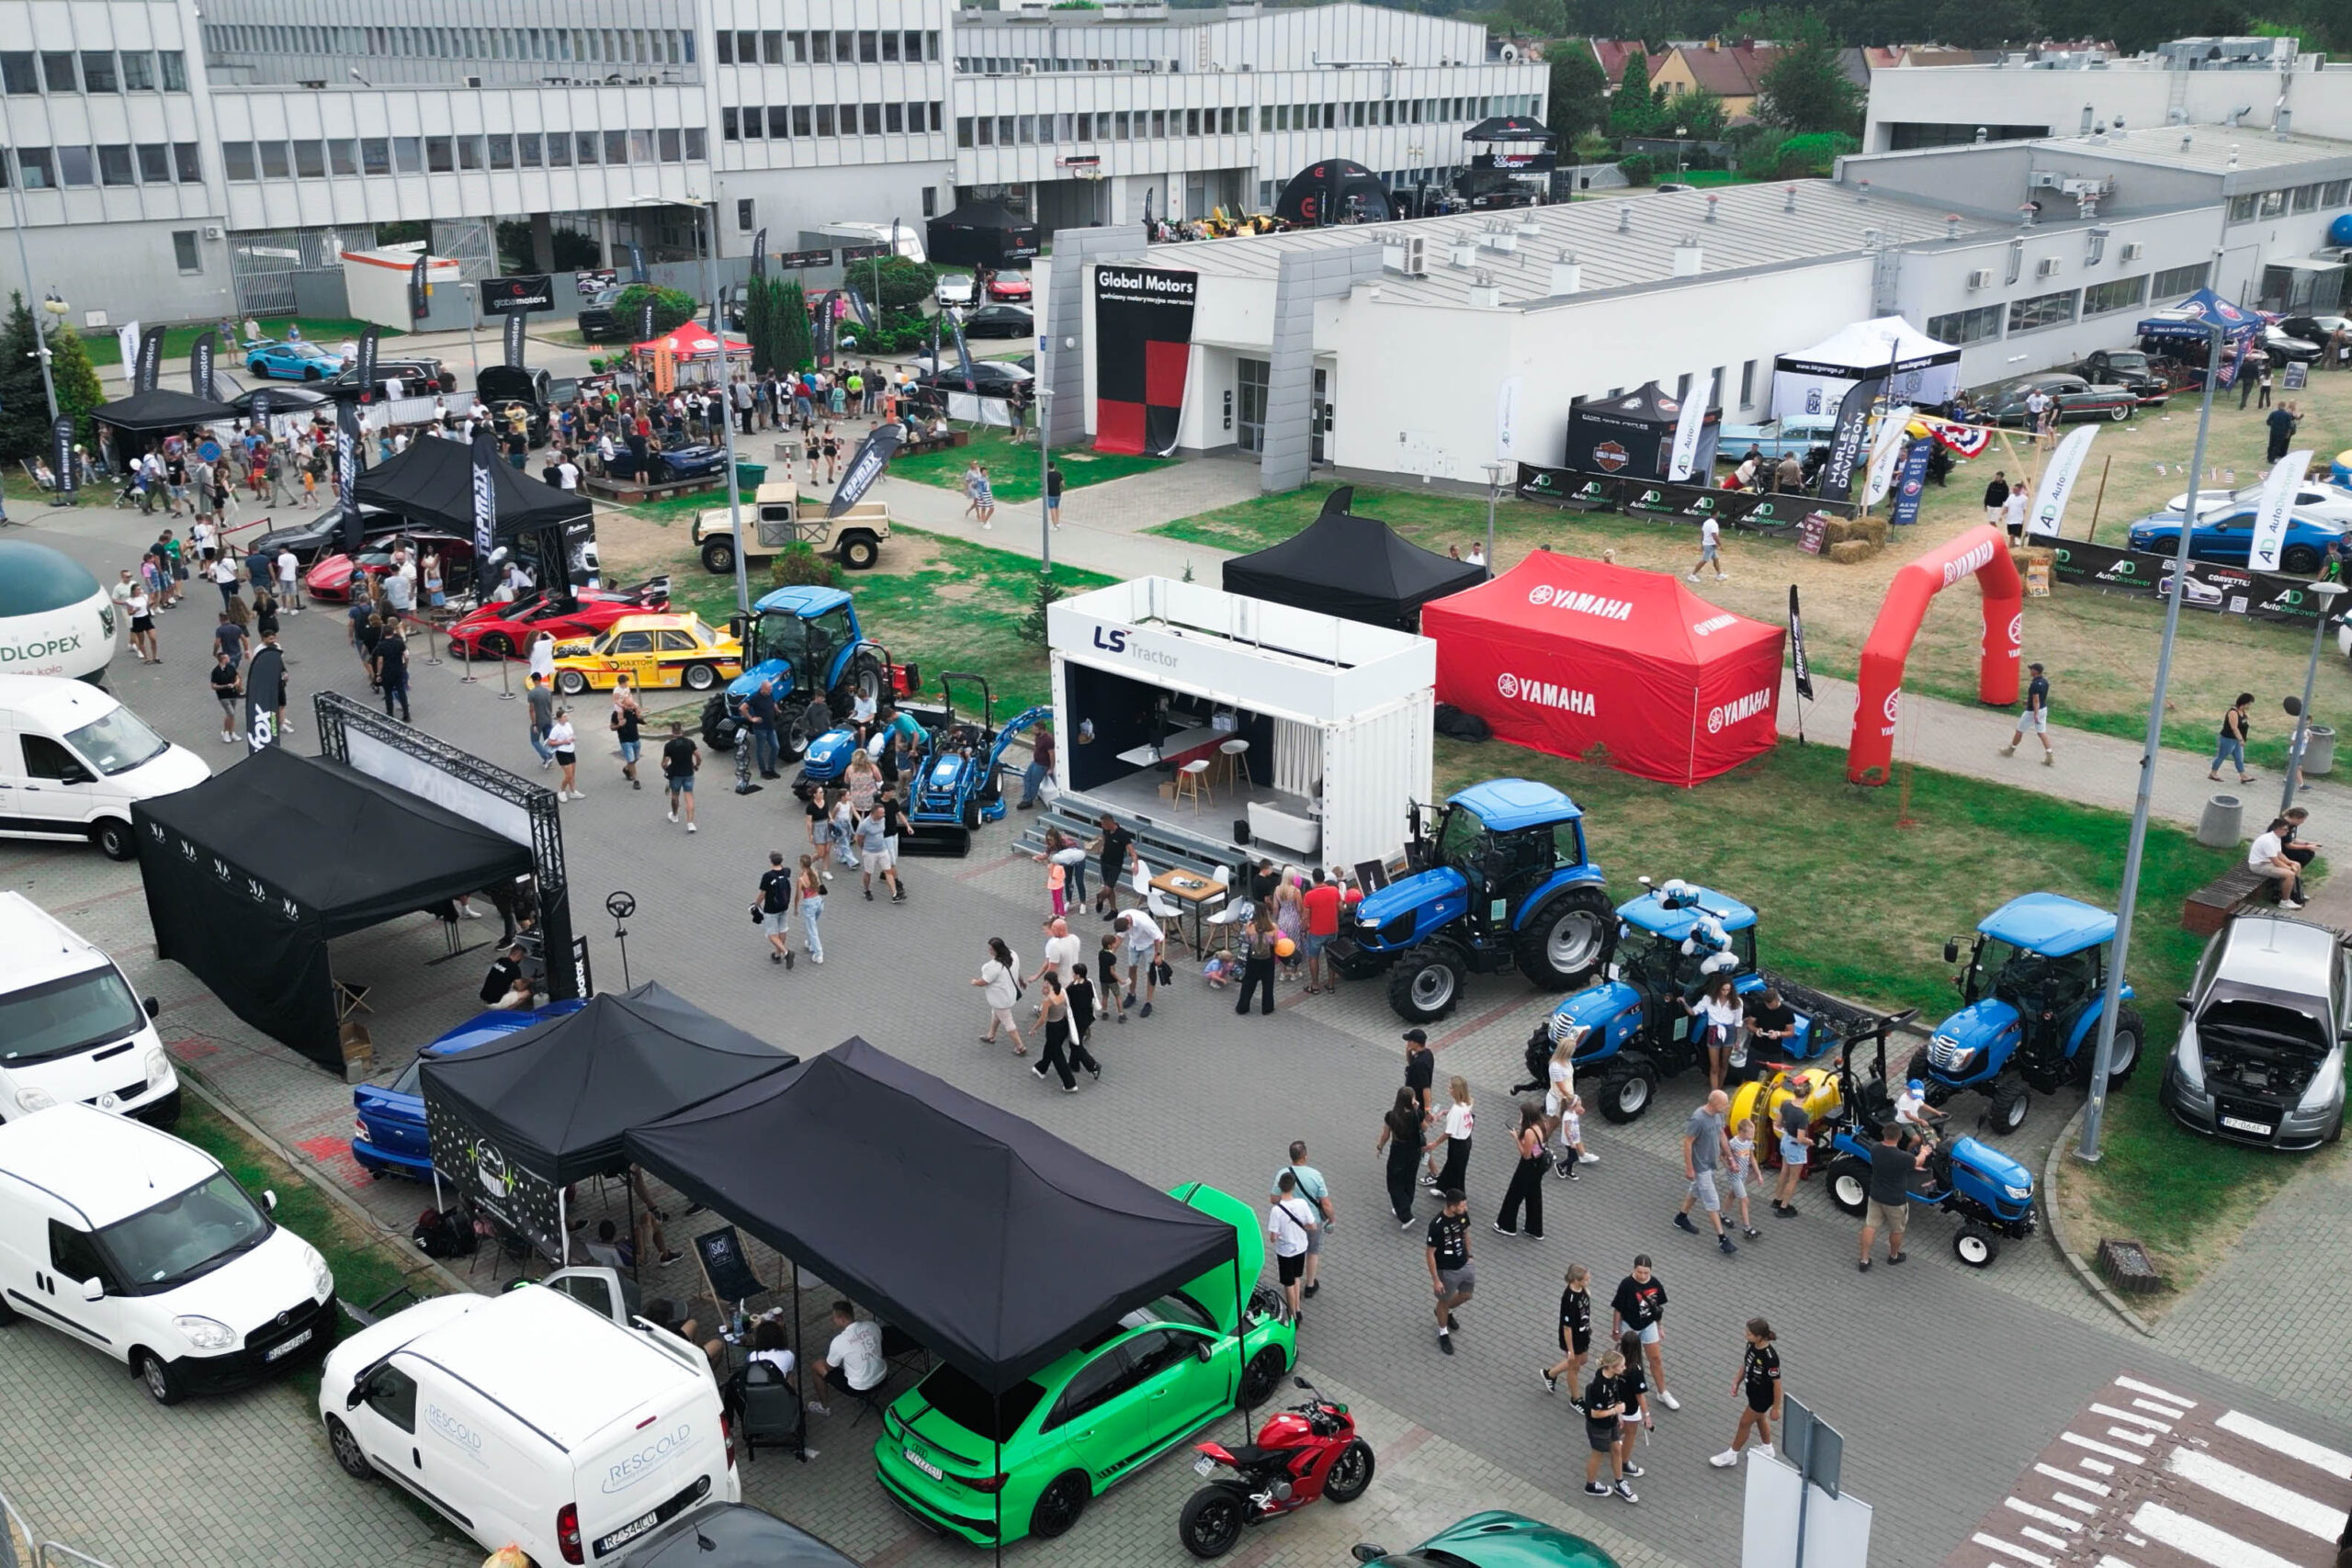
[1482,459,1509,570]
[1036,381,1054,574]
[2280,578,2346,815]
[2078,325,2226,1161]
[457,280,482,383]
[637,192,750,615]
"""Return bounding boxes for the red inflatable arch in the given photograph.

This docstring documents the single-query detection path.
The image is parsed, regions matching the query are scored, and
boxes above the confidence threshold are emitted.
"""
[1847,523,2024,784]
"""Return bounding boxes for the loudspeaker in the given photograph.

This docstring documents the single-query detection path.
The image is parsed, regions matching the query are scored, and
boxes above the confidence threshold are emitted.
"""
[1234,819,1251,845]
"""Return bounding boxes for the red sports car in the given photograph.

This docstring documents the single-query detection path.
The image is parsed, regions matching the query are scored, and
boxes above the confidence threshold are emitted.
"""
[302,535,473,604]
[985,271,1032,302]
[446,581,672,660]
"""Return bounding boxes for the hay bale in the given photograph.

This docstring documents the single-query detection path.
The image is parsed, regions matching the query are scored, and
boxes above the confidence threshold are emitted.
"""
[1819,516,1860,546]
[1848,515,1890,547]
[1827,537,1882,564]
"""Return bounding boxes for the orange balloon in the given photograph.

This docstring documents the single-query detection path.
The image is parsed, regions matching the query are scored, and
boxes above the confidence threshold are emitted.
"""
[1273,937,1296,958]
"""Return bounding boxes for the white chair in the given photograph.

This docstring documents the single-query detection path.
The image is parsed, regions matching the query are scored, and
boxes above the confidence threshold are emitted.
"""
[1133,861,1182,924]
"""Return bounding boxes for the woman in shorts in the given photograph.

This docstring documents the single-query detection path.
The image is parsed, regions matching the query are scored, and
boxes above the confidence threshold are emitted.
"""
[548,705,580,801]
[1711,1319,1781,1468]
[1772,1106,1812,1219]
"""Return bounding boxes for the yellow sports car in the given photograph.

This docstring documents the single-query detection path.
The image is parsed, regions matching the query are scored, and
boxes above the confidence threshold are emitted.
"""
[549,612,742,695]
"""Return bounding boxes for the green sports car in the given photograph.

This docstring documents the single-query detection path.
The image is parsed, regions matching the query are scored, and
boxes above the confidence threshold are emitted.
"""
[875,1182,1295,1545]
[1354,1511,1623,1568]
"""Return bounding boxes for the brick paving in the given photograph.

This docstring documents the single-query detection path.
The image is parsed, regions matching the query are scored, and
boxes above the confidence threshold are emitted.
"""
[6,503,2351,1568]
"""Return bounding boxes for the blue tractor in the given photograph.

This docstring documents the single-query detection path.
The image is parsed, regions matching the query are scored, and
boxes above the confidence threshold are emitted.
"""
[902,673,1049,854]
[700,585,908,759]
[1333,779,1614,1023]
[1912,892,2143,1135]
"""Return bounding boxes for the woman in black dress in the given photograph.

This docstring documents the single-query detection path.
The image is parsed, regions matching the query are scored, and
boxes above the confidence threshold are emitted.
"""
[1375,1088,1425,1226]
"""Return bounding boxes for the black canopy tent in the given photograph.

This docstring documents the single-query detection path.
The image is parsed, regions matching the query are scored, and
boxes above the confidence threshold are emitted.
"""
[1273,159,1393,226]
[924,199,1041,269]
[1221,486,1486,630]
[419,983,799,1257]
[1564,379,1721,482]
[131,748,533,1071]
[1464,115,1559,173]
[93,386,237,434]
[354,431,591,588]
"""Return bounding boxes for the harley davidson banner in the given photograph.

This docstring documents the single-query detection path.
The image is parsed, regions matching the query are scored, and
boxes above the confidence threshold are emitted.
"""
[1093,266,1197,457]
[2048,537,2322,626]
[1816,374,1883,505]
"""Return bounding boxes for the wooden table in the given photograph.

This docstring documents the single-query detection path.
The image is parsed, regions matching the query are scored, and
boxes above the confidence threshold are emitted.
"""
[1149,869,1226,956]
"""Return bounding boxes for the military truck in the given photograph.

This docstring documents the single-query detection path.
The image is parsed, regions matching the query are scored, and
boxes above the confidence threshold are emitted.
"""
[691,482,890,576]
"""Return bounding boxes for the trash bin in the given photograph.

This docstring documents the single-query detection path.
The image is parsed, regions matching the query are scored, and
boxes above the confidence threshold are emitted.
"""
[2198,793,2245,849]
[734,461,768,491]
[2303,724,2335,776]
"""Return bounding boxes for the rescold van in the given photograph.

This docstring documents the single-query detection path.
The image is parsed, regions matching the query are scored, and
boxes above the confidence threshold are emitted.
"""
[0,673,209,859]
[0,892,178,1126]
[0,1102,338,1403]
[321,1278,739,1564]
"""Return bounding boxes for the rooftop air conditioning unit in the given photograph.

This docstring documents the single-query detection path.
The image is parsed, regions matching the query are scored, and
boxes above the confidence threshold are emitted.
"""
[1966,268,1994,288]
[2120,242,2143,260]
[1401,233,1427,276]
[2036,256,2063,276]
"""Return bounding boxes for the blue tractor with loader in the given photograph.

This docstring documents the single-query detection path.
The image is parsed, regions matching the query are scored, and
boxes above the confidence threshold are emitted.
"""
[1331,779,1616,1024]
[1910,892,2142,1135]
[901,673,1049,854]
[700,585,910,761]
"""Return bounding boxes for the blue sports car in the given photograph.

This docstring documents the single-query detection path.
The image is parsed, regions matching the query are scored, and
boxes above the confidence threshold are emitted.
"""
[246,339,346,382]
[351,1001,582,1179]
[2124,506,2346,576]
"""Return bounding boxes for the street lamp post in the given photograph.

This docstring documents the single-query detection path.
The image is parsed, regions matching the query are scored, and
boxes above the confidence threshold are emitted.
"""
[1036,381,1054,574]
[1,161,61,423]
[2281,580,2347,815]
[1675,126,1690,179]
[457,281,483,383]
[1482,459,1510,570]
[2078,324,2226,1161]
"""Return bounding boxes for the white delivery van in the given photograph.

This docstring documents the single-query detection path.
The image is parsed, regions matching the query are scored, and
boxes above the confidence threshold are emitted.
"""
[0,673,209,860]
[0,892,178,1126]
[321,1279,740,1565]
[0,1101,338,1403]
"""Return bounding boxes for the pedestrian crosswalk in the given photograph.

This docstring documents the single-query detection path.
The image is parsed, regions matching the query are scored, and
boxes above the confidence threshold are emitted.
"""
[1943,1373,2352,1568]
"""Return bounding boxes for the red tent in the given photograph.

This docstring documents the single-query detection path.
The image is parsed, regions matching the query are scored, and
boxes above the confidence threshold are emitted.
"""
[1421,551,1785,786]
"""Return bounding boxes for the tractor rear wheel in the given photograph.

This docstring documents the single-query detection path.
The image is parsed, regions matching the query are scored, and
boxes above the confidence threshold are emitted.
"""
[1513,886,1615,992]
[2090,1007,2143,1089]
[829,651,885,720]
[700,694,738,751]
[1826,1156,1871,1216]
[1596,1054,1660,1123]
[1387,946,1465,1023]
[1987,1075,2031,1134]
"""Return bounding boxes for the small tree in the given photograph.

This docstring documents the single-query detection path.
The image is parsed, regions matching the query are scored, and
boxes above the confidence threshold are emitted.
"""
[616,283,697,336]
[1754,19,1863,135]
[47,324,105,449]
[775,280,814,371]
[1608,53,1660,139]
[1671,86,1728,141]
[0,294,49,463]
[867,256,941,314]
[1018,571,1064,647]
[1618,152,1657,186]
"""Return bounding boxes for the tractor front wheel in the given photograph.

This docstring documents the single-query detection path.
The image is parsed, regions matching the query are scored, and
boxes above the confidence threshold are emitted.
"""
[1513,886,1615,992]
[700,694,738,751]
[1952,1224,2000,1267]
[1826,1156,1871,1216]
[1987,1075,2031,1134]
[1387,946,1465,1023]
[2092,1007,2143,1089]
[1596,1055,1661,1123]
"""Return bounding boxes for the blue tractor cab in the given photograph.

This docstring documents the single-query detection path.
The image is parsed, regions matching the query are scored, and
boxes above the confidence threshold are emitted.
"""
[1332,779,1612,1022]
[1912,892,2142,1134]
[699,585,904,759]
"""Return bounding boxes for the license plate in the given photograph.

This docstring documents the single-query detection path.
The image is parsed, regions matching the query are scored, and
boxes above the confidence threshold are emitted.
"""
[595,1510,661,1555]
[264,1326,313,1362]
[1193,1454,1216,1477]
[903,1448,945,1482]
[2220,1115,2273,1136]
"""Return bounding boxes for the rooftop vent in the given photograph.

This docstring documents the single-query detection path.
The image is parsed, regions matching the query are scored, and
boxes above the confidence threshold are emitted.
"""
[1549,250,1581,295]
[1783,185,1799,213]
[1703,194,1719,222]
[1945,214,1963,239]
[1617,205,1632,234]
[1447,235,1477,268]
[1671,237,1702,276]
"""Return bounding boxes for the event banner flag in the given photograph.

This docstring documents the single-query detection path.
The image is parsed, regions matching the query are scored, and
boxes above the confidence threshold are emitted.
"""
[842,287,876,331]
[469,427,498,570]
[2050,537,2320,625]
[949,310,977,391]
[1789,584,1814,700]
[1816,374,1883,504]
[50,415,75,494]
[481,275,553,315]
[813,293,836,368]
[831,423,904,518]
[750,228,768,279]
[1496,376,1522,462]
[243,644,284,752]
[115,320,141,375]
[189,331,217,403]
[636,295,659,344]
[249,389,273,433]
[354,327,379,399]
[407,253,430,323]
[503,310,527,369]
[132,324,166,394]
[2248,449,2314,574]
[1668,371,1714,482]
[1889,437,1934,526]
[1515,463,1859,523]
[628,243,648,284]
[335,399,361,537]
[1092,266,1198,457]
[1861,403,1914,507]
[2027,424,2098,537]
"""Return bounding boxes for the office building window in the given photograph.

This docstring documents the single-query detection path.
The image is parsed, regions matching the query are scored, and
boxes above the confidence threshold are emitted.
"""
[659,128,681,161]
[792,106,810,136]
[762,107,784,139]
[482,133,508,170]
[136,142,169,181]
[81,51,117,91]
[2290,183,2319,213]
[171,141,198,182]
[1151,109,1166,136]
[715,29,732,63]
[16,146,54,187]
[545,133,570,167]
[922,185,936,217]
[724,107,742,140]
[1737,359,1756,408]
[838,103,858,136]
[418,136,448,172]
[96,144,133,185]
[575,131,600,164]
[1018,114,1035,143]
[863,105,881,135]
[291,140,323,177]
[2258,188,2286,218]
[956,116,974,148]
[55,145,93,186]
[817,106,835,136]
[907,29,926,61]
[330,139,358,175]
[359,137,390,175]
[887,103,903,132]
[515,132,540,168]
[119,51,154,90]
[835,31,854,62]
[626,129,650,163]
[0,53,34,94]
[859,29,878,62]
[2324,180,2350,205]
[599,130,623,164]
[1925,303,2003,344]
[40,51,76,92]
[2006,288,2075,333]
[458,135,485,171]
[158,51,186,90]
[2082,276,2146,316]
[2150,261,2209,299]
[173,230,200,272]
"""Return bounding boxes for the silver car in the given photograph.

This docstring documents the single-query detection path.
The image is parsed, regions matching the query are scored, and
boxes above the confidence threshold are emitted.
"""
[2161,912,2347,1150]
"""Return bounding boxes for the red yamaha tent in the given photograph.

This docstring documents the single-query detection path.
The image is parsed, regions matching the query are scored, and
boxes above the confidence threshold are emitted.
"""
[1421,551,1785,785]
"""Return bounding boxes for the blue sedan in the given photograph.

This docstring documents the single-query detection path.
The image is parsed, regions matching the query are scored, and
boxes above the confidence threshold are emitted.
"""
[246,339,345,381]
[351,1001,582,1179]
[2125,506,2345,576]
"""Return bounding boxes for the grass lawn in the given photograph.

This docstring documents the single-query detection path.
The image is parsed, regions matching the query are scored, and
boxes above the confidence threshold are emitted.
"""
[889,427,1171,505]
[1430,733,2308,1292]
[1159,360,2352,773]
[78,316,401,368]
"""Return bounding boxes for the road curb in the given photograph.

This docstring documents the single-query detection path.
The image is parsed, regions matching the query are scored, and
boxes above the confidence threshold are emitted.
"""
[2041,1102,2159,1337]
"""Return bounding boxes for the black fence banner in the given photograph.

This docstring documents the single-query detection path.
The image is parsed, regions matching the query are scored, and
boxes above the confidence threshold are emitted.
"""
[1092,266,1197,457]
[2048,538,2323,626]
[189,331,217,402]
[775,247,834,270]
[503,310,527,368]
[482,274,554,315]
[1513,464,1856,528]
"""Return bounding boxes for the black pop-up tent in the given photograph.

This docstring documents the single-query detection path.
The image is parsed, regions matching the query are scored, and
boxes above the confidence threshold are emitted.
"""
[1564,380,1721,482]
[1222,486,1486,631]
[924,199,1041,269]
[1273,159,1393,226]
[1464,114,1559,172]
[420,983,799,1255]
[132,748,533,1070]
[625,1036,1238,1390]
[93,386,237,433]
[355,431,591,537]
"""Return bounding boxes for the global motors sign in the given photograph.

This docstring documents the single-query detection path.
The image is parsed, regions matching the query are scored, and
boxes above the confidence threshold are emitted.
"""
[1095,268,1197,304]
[1707,689,1772,733]
[1525,583,1634,621]
[1496,671,1595,715]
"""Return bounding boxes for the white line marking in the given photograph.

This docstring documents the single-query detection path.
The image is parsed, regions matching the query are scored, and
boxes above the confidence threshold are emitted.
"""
[2090,1403,2173,1431]
[2063,1432,2146,1462]
[2019,1526,2071,1549]
[2093,1557,2145,1568]
[2039,1462,2111,1496]
[2131,1397,2188,1418]
[2006,1498,2082,1531]
[2165,1446,2349,1540]
[2216,1409,2352,1480]
[2105,1427,2157,1448]
[2114,1376,2198,1407]
[2077,1455,2117,1475]
[2048,1492,2099,1516]
[1971,1533,2053,1566]
[2130,1502,2301,1568]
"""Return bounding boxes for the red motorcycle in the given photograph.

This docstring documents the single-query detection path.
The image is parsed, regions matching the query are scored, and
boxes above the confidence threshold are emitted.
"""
[1178,1376,1374,1558]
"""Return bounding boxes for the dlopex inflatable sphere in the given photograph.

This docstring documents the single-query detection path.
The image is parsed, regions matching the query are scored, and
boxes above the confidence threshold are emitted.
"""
[0,539,115,682]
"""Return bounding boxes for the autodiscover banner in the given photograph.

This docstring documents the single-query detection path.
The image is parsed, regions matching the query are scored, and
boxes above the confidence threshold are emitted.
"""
[2049,538,2324,626]
[1092,266,1196,457]
[1419,549,1785,786]
[1513,464,1858,526]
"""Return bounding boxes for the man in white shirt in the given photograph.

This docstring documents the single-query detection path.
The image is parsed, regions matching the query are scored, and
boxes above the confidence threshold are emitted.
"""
[557,455,581,491]
[276,547,302,612]
[2248,823,2307,909]
[1031,916,1081,987]
[807,1301,886,1415]
[1266,1171,1317,1323]
[1115,908,1165,1020]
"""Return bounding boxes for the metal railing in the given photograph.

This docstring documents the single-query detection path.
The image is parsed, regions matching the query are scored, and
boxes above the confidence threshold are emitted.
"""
[0,1482,119,1568]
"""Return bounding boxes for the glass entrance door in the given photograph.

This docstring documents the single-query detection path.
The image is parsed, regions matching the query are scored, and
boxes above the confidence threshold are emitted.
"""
[1237,357,1269,453]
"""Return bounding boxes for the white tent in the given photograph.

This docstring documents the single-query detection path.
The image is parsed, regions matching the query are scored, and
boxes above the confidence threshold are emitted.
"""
[1770,316,1962,421]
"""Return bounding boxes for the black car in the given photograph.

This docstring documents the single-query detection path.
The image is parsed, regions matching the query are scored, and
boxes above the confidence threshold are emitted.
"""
[962,303,1033,340]
[322,355,457,399]
[576,286,630,343]
[2281,314,2350,349]
[251,503,397,563]
[912,361,1032,399]
[2070,349,2171,405]
[2262,323,2324,364]
[1977,371,2137,425]
[616,1505,859,1568]
[475,365,553,447]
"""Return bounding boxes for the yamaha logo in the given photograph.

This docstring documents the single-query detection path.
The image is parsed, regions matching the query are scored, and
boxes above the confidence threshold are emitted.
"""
[1941,540,1996,587]
[1692,613,1739,637]
[1883,689,1902,723]
[1708,690,1772,733]
[1528,585,1555,606]
[1497,672,1521,699]
[1528,588,1634,622]
[1498,672,1595,715]
[2007,614,2023,648]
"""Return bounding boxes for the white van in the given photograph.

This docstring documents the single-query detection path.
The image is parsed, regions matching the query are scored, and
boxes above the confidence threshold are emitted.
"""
[817,220,925,264]
[321,1279,740,1565]
[0,892,178,1126]
[0,1102,338,1403]
[0,673,209,860]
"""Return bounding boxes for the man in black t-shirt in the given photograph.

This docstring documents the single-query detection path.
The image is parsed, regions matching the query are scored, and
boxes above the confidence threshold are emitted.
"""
[661,721,700,833]
[1581,1350,1636,1502]
[1744,987,1798,1063]
[1542,1263,1591,1404]
[209,651,242,743]
[1093,813,1136,919]
[756,849,795,968]
[480,942,527,1006]
[1423,1190,1475,1355]
[1859,1120,1929,1271]
[371,626,410,722]
[1403,1029,1439,1185]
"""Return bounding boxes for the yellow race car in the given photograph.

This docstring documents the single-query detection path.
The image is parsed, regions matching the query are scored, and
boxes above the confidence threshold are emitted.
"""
[549,612,742,696]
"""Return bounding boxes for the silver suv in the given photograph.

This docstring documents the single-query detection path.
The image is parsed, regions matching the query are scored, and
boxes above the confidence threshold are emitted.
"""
[2161,912,2347,1150]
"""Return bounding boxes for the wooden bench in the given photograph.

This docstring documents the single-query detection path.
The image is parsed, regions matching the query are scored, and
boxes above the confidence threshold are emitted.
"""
[582,471,724,504]
[900,429,969,457]
[2183,863,2273,935]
